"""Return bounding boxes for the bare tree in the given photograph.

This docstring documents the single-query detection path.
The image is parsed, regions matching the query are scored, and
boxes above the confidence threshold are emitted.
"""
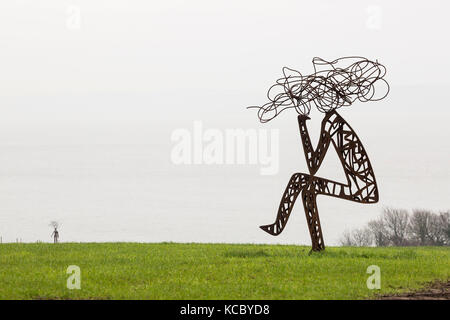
[428,211,449,246]
[352,228,373,247]
[382,207,409,246]
[368,218,389,246]
[340,208,450,247]
[408,209,432,245]
[443,211,450,245]
[339,230,356,246]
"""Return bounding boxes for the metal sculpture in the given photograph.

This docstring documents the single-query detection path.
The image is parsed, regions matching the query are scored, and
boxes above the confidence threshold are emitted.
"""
[249,56,389,251]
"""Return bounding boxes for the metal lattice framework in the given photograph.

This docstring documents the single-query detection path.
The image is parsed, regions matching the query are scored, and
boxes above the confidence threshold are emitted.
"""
[251,56,389,251]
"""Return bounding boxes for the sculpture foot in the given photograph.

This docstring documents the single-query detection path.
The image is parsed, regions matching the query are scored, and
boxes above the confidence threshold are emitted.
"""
[259,223,278,236]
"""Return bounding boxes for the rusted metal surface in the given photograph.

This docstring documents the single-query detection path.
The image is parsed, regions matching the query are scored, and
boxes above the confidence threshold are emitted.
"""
[251,56,389,251]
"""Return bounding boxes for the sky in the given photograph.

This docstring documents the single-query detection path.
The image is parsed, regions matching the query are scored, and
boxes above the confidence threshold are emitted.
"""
[0,1,449,245]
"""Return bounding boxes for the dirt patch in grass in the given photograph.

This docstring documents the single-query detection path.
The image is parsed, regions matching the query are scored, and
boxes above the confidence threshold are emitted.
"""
[379,280,450,300]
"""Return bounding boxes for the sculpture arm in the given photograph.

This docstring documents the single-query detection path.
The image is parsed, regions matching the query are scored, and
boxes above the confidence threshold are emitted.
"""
[297,113,332,175]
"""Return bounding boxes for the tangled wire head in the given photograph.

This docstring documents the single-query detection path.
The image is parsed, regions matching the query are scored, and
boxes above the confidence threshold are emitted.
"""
[249,56,390,123]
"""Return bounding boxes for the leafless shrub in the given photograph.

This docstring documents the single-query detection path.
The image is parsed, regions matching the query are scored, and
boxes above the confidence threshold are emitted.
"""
[339,230,356,246]
[339,228,373,247]
[352,228,373,247]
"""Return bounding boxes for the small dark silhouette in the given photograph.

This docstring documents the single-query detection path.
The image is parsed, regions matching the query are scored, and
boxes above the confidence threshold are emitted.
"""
[49,221,60,244]
[249,56,389,252]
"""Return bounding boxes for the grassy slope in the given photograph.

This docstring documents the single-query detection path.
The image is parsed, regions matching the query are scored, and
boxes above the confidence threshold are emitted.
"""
[0,243,448,299]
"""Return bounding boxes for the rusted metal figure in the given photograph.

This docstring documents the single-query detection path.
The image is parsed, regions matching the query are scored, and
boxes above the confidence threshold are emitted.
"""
[250,56,389,251]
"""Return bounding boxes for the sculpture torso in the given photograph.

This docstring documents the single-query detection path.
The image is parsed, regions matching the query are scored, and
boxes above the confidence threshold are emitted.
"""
[298,111,378,203]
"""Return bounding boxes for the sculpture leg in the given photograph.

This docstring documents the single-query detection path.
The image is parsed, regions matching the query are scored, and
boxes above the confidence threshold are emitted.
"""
[260,174,342,252]
[260,173,308,235]
[302,185,325,252]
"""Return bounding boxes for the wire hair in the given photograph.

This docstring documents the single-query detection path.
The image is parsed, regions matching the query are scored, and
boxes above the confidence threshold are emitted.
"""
[249,56,390,122]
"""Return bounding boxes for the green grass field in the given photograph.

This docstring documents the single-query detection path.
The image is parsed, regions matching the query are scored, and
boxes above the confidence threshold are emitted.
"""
[0,243,448,299]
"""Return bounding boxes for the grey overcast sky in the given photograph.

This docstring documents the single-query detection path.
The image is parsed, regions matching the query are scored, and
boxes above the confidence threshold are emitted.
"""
[0,1,449,244]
